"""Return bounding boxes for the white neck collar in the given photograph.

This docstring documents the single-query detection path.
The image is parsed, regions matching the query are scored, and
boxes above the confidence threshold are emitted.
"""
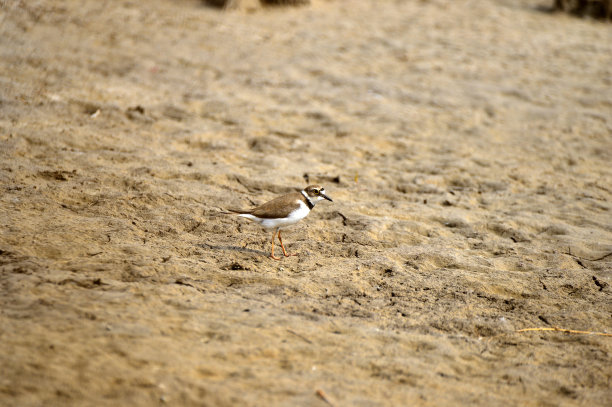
[301,190,315,209]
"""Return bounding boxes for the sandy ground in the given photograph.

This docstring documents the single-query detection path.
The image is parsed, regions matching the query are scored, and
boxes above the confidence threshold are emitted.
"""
[1,0,611,405]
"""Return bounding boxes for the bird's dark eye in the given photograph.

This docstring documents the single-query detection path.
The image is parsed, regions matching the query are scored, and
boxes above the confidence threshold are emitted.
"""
[313,189,320,194]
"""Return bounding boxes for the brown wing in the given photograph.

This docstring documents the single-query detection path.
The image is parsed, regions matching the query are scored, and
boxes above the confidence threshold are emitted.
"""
[249,192,303,219]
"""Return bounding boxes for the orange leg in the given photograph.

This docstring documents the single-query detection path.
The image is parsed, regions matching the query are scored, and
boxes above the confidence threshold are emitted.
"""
[269,229,281,260]
[277,230,297,257]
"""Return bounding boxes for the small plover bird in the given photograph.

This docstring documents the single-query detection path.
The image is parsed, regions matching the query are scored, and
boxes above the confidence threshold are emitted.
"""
[225,185,333,260]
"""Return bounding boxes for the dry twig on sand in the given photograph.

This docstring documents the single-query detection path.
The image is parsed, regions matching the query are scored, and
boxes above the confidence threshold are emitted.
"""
[517,327,612,337]
[554,0,612,20]
[204,0,310,9]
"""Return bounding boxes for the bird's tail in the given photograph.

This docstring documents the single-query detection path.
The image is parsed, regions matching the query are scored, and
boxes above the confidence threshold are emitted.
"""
[220,208,250,215]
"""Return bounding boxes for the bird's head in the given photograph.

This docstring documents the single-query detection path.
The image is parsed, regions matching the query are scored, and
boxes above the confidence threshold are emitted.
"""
[304,185,333,202]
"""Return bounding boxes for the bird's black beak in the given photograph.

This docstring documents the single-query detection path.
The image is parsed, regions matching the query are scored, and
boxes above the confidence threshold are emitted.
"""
[321,192,333,202]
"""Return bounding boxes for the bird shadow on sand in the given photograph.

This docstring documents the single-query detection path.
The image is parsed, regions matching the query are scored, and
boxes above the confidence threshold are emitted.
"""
[196,243,268,256]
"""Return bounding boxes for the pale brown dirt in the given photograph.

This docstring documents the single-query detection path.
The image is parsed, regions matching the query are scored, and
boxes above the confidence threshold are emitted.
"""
[1,0,611,406]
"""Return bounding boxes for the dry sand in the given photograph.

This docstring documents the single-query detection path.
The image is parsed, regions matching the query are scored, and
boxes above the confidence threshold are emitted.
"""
[1,0,611,405]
